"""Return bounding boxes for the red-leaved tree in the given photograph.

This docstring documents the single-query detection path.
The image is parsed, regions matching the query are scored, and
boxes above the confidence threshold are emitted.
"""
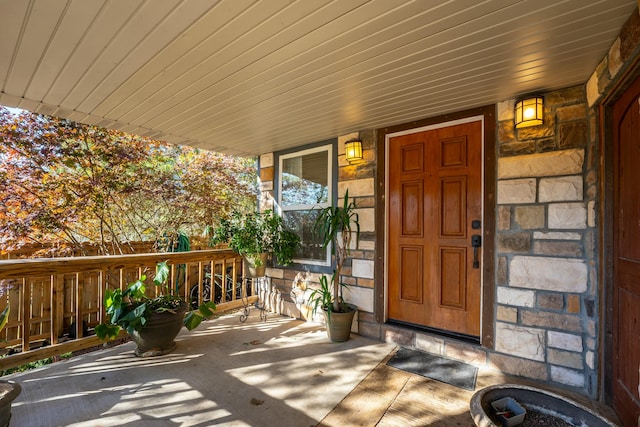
[0,107,257,257]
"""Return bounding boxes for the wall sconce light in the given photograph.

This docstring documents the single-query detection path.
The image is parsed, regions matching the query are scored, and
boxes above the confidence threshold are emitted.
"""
[514,96,544,128]
[344,139,363,163]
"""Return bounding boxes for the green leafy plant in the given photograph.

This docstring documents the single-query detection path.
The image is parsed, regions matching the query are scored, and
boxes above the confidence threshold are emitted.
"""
[312,190,360,313]
[95,261,216,340]
[210,209,300,267]
[308,273,351,318]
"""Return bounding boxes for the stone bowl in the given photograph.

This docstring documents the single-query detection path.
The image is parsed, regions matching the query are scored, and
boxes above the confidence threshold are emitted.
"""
[470,384,617,427]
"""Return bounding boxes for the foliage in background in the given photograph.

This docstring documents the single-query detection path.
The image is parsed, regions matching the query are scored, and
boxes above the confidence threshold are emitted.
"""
[0,107,257,257]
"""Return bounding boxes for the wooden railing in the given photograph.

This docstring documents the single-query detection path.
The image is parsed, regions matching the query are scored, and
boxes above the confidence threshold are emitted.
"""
[0,250,252,371]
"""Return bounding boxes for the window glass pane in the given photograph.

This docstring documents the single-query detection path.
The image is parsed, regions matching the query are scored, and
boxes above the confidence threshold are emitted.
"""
[281,151,328,207]
[283,210,327,263]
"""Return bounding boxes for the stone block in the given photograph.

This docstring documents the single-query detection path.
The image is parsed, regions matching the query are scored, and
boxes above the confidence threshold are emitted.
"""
[499,141,535,157]
[537,292,564,310]
[550,366,585,388]
[338,178,374,198]
[445,342,487,366]
[588,200,596,227]
[566,294,580,314]
[556,105,587,122]
[497,286,535,307]
[510,256,587,292]
[539,176,583,202]
[548,348,583,369]
[260,180,273,191]
[533,241,583,257]
[533,232,581,240]
[586,71,600,107]
[342,286,374,312]
[586,351,595,369]
[416,333,444,355]
[498,121,515,144]
[498,99,515,121]
[357,278,375,288]
[546,86,585,106]
[496,305,518,323]
[521,310,582,332]
[548,331,583,352]
[620,8,640,61]
[259,152,274,168]
[498,233,531,253]
[383,325,415,347]
[352,259,374,279]
[266,267,285,279]
[355,208,375,232]
[559,122,588,149]
[497,257,507,285]
[339,163,375,180]
[515,206,545,229]
[495,322,546,361]
[358,319,381,340]
[497,179,536,204]
[548,203,587,229]
[498,206,511,230]
[358,239,375,251]
[516,112,555,140]
[537,138,557,152]
[490,353,548,380]
[608,37,623,78]
[498,149,584,179]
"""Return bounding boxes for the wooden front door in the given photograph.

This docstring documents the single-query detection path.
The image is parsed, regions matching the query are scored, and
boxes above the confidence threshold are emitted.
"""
[612,74,640,427]
[387,120,482,337]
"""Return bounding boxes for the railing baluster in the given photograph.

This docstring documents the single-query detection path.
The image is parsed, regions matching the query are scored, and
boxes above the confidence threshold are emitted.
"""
[52,274,64,345]
[75,272,83,339]
[0,250,246,370]
[21,278,30,352]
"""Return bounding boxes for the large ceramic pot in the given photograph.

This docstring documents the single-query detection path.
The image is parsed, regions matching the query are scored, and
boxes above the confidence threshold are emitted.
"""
[243,253,268,278]
[322,304,357,342]
[130,303,187,357]
[0,380,21,427]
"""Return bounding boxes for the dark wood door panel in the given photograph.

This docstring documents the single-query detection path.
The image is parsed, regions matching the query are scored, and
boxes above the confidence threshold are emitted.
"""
[612,73,640,427]
[388,121,481,336]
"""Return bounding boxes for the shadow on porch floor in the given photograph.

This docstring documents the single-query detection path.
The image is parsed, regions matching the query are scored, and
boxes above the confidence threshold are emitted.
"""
[6,310,619,426]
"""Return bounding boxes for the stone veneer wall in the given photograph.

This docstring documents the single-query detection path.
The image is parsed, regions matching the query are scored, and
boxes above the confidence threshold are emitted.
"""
[493,86,598,394]
[255,130,378,330]
[253,6,640,398]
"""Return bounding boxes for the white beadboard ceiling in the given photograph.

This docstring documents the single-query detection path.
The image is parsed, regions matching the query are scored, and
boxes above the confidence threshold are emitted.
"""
[0,0,636,156]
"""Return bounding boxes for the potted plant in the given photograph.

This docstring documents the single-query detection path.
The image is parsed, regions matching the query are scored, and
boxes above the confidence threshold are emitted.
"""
[95,261,216,357]
[210,209,300,277]
[309,190,360,342]
[0,304,21,427]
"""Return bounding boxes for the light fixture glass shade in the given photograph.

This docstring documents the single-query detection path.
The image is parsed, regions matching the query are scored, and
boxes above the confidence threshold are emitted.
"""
[345,140,363,162]
[514,96,544,128]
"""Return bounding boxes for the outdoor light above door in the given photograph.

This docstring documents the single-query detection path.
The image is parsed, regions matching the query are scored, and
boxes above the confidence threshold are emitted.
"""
[344,139,363,163]
[514,96,544,128]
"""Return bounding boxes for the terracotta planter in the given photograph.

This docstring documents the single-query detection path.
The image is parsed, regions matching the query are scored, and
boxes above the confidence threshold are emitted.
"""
[0,380,21,427]
[130,303,187,357]
[243,253,268,278]
[322,304,357,342]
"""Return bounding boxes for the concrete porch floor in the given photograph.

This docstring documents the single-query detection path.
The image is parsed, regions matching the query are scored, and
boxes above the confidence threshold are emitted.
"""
[6,310,619,426]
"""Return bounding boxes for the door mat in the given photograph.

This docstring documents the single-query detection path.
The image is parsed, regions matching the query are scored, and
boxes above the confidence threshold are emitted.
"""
[387,347,478,391]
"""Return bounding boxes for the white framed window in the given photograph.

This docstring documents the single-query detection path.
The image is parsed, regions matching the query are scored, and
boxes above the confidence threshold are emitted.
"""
[278,143,332,266]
